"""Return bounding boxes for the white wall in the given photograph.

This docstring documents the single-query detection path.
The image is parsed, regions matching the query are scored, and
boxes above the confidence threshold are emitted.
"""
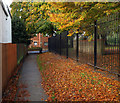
[0,1,12,43]
[0,2,2,43]
[0,0,2,102]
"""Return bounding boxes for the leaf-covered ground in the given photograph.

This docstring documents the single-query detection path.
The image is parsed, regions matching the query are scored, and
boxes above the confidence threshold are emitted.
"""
[37,52,120,101]
[2,64,20,102]
[2,63,30,102]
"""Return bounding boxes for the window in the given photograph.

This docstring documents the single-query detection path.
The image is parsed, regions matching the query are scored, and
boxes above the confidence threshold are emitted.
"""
[34,41,37,46]
[44,42,48,46]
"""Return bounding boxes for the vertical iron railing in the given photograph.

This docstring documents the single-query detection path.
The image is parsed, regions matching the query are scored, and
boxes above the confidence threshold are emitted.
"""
[48,12,120,77]
[118,24,120,81]
[94,20,97,69]
[66,35,68,59]
[60,34,61,55]
[76,33,79,62]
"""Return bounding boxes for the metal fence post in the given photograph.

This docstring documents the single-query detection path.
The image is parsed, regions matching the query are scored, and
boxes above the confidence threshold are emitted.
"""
[66,32,68,59]
[76,33,79,62]
[94,20,97,69]
[55,36,56,53]
[60,34,61,55]
[118,24,120,80]
[48,38,50,52]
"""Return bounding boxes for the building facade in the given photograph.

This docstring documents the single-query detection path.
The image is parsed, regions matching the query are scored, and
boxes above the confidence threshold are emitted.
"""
[29,33,49,50]
[0,0,12,43]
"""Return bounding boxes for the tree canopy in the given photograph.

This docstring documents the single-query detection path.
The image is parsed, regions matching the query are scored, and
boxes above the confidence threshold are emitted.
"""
[10,2,56,35]
[10,2,120,36]
[12,14,31,45]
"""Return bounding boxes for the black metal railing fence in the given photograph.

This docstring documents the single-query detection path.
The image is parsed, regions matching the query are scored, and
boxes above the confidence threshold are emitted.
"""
[48,12,120,76]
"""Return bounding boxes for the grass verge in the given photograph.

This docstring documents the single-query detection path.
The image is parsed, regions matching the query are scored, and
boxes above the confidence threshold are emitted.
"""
[37,55,43,71]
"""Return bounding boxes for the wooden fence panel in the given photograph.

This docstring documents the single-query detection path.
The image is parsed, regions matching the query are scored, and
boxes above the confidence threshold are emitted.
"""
[2,43,17,90]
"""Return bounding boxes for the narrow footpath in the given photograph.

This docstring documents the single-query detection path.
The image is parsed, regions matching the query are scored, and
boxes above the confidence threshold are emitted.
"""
[15,54,48,101]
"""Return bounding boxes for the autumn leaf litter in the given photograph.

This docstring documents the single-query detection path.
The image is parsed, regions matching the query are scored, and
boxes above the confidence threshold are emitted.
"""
[38,52,120,101]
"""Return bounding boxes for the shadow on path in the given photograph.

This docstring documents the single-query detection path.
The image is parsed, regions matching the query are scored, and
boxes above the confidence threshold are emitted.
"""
[15,54,48,101]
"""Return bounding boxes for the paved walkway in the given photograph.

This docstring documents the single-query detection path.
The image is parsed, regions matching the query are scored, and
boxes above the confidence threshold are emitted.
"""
[15,54,48,101]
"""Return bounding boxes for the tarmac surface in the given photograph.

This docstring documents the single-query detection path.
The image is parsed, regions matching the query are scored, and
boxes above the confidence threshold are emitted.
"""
[15,54,48,101]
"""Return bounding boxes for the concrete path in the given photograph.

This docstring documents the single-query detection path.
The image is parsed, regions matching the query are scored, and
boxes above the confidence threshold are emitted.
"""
[16,54,48,101]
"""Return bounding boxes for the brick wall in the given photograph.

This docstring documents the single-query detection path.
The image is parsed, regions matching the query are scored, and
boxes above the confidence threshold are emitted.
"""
[29,34,41,48]
[29,33,49,50]
[42,36,48,50]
